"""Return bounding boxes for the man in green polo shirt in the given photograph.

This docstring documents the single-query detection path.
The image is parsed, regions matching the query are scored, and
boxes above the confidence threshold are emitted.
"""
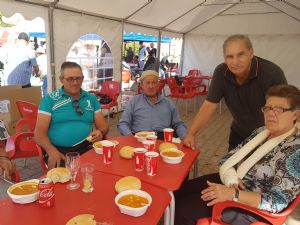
[183,34,287,151]
[34,62,109,169]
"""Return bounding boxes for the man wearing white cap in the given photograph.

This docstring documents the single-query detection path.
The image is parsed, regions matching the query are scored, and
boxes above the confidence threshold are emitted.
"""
[118,70,187,140]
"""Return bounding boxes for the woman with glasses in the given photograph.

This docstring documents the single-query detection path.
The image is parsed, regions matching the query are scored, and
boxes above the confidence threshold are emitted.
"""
[175,84,300,225]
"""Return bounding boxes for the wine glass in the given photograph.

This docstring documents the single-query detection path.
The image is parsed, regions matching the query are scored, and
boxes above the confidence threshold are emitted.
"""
[65,152,80,190]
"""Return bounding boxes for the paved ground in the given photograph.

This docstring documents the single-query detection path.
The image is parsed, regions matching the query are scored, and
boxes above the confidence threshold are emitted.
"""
[1,96,299,224]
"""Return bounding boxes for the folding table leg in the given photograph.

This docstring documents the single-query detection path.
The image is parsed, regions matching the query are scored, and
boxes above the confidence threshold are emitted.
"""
[169,191,175,225]
[164,204,171,225]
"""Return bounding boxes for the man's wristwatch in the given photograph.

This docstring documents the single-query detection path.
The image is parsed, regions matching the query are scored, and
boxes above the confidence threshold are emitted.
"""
[232,188,239,202]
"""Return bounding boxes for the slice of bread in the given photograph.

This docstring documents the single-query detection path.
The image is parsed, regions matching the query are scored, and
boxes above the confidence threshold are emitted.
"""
[66,214,96,225]
[115,176,141,193]
[47,167,71,183]
[119,146,134,159]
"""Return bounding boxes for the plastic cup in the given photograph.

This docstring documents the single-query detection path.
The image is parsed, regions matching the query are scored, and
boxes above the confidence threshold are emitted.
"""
[102,140,115,164]
[133,148,147,171]
[145,151,159,176]
[143,140,156,151]
[146,135,157,147]
[81,163,95,193]
[163,128,174,142]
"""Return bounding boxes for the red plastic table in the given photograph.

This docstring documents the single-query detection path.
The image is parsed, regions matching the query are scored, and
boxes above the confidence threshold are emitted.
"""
[0,171,171,225]
[81,136,200,225]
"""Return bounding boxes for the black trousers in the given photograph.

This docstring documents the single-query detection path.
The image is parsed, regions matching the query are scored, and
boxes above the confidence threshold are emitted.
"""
[228,127,246,151]
[174,173,270,225]
[43,140,92,167]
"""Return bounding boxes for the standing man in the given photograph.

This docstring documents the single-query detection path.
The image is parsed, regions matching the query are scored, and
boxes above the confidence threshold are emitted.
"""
[183,34,287,151]
[4,32,39,87]
[149,42,157,58]
[34,62,109,169]
[138,41,147,70]
[118,70,187,140]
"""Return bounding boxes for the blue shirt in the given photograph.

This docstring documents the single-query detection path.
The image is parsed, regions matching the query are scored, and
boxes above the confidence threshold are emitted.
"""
[118,94,187,139]
[38,87,101,147]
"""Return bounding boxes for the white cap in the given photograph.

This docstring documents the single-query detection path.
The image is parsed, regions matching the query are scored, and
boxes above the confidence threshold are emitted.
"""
[140,70,159,80]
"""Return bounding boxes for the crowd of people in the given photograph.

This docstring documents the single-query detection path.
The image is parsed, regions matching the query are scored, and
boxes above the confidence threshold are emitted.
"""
[0,34,299,225]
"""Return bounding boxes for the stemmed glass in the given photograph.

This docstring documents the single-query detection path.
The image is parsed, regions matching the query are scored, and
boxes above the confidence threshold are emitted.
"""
[65,152,80,190]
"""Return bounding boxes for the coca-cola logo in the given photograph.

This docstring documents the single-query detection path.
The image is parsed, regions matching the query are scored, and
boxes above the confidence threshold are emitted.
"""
[39,188,54,198]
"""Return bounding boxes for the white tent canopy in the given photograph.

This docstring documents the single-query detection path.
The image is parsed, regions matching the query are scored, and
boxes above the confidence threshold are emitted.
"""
[1,0,300,88]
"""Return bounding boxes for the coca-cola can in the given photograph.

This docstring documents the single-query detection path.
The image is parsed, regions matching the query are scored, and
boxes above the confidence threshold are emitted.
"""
[38,177,55,207]
[145,151,159,176]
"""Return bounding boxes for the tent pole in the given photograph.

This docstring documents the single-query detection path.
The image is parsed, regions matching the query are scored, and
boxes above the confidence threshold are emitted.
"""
[180,34,185,77]
[157,30,162,66]
[48,5,56,91]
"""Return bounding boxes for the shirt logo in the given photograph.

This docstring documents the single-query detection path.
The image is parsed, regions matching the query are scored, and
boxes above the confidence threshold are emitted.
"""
[85,100,93,111]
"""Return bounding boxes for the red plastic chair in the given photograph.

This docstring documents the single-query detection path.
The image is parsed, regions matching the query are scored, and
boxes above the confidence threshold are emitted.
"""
[90,81,121,122]
[36,143,48,174]
[188,69,201,77]
[196,194,300,225]
[167,77,195,115]
[16,100,38,119]
[158,78,166,95]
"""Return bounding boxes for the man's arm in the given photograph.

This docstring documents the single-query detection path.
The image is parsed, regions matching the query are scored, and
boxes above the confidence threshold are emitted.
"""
[183,100,218,149]
[89,111,109,142]
[0,147,15,177]
[34,113,65,169]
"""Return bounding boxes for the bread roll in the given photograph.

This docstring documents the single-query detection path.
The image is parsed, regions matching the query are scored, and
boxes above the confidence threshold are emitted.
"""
[119,146,134,159]
[47,167,71,183]
[66,214,96,225]
[159,142,178,152]
[115,176,141,193]
[86,136,93,142]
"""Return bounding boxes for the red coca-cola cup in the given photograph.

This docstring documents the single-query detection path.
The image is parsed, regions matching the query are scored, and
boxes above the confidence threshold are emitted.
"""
[38,177,55,207]
[143,140,156,151]
[145,151,159,176]
[146,135,157,147]
[133,148,147,171]
[102,140,115,164]
[163,128,174,142]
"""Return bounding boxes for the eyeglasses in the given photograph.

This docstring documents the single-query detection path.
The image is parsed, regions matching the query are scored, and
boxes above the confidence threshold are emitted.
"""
[261,106,294,114]
[63,76,84,82]
[72,100,84,116]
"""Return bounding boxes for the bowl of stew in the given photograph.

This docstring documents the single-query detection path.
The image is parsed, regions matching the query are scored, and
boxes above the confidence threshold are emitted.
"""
[160,148,185,164]
[115,189,152,217]
[7,179,40,204]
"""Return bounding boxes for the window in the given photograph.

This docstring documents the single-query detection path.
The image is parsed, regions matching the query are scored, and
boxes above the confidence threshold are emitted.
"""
[66,34,114,91]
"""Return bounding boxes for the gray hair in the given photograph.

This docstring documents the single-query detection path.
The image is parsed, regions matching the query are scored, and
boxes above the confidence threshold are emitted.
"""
[223,34,253,54]
[60,61,82,78]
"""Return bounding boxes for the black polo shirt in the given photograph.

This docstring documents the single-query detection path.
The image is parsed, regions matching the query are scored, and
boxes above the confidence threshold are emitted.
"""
[207,56,287,139]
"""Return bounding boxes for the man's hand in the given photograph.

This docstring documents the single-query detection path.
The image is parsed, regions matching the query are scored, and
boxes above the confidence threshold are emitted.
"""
[201,181,234,206]
[89,130,104,143]
[47,150,65,170]
[0,158,16,177]
[183,134,196,149]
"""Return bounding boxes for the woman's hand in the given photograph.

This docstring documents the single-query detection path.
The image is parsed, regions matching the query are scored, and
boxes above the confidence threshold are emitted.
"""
[201,181,235,206]
[231,178,245,190]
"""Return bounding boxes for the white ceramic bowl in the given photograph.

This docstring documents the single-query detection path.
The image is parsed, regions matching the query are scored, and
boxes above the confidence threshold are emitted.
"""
[160,148,185,164]
[115,189,152,217]
[134,131,156,143]
[7,179,40,204]
[93,141,103,154]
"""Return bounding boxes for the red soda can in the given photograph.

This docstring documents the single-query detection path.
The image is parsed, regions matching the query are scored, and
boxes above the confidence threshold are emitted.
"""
[145,151,159,176]
[38,177,55,207]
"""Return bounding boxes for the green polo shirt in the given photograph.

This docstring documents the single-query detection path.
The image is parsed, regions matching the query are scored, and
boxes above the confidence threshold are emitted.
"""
[207,56,287,139]
[39,87,101,147]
